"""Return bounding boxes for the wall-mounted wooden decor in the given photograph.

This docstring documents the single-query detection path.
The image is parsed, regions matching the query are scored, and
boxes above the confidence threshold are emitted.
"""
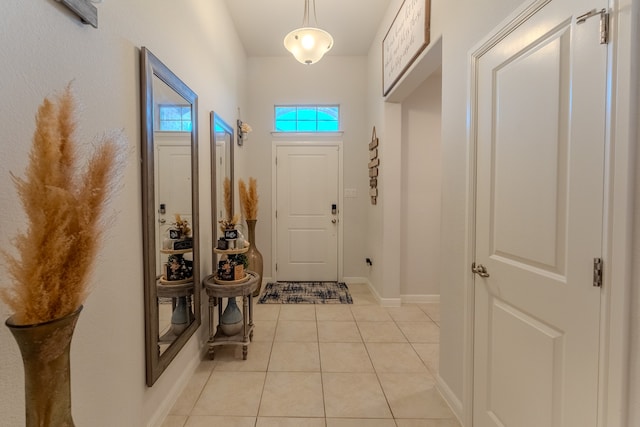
[382,0,430,96]
[56,0,98,28]
[368,127,379,205]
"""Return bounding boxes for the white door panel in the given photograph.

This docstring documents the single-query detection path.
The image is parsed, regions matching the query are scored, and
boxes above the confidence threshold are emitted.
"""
[275,145,339,281]
[473,1,607,426]
[156,143,193,275]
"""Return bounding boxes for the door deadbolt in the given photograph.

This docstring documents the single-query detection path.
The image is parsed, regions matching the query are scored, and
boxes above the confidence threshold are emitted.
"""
[471,262,490,278]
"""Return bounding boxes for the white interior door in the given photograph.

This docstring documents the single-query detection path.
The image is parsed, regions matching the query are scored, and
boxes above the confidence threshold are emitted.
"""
[275,145,339,281]
[472,1,607,426]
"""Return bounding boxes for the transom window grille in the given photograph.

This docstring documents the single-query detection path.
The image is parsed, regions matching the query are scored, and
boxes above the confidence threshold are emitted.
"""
[158,104,192,132]
[274,105,340,132]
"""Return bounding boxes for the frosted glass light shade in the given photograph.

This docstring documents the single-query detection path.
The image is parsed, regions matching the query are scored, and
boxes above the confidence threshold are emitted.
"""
[284,27,333,65]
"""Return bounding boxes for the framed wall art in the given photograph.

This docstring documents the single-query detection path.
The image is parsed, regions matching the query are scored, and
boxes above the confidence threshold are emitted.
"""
[56,0,98,28]
[382,0,430,96]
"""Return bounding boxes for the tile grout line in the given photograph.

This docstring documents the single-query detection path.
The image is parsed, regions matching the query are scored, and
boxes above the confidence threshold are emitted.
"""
[181,346,219,426]
[313,304,330,423]
[389,308,434,374]
[351,304,398,423]
[253,304,280,424]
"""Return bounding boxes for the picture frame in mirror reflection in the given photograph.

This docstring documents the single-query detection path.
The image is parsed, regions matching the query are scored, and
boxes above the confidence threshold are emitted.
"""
[140,47,200,387]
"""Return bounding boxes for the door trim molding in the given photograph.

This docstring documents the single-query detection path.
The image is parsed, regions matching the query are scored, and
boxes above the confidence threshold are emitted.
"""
[271,140,344,282]
[597,0,636,425]
[461,0,634,426]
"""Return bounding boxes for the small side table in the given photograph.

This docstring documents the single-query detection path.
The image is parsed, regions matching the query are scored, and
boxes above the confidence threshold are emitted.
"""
[202,271,259,360]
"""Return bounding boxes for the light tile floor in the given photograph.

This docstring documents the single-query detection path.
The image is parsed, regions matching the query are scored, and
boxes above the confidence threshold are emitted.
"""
[162,283,460,427]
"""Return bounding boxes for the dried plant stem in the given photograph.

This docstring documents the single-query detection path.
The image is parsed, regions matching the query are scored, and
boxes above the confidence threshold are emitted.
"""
[239,177,258,220]
[0,85,124,325]
[223,177,232,221]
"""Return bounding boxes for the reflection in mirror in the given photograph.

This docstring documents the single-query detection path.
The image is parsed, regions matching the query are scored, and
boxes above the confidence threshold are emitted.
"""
[211,112,234,250]
[141,47,200,386]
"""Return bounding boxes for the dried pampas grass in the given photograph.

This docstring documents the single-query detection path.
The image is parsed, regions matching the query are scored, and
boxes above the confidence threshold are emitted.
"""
[0,85,125,325]
[239,177,258,220]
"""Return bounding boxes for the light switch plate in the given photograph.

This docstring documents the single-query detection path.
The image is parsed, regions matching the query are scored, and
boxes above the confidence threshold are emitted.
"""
[344,188,357,198]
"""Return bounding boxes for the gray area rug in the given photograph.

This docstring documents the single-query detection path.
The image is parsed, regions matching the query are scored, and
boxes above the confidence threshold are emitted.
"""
[258,281,353,304]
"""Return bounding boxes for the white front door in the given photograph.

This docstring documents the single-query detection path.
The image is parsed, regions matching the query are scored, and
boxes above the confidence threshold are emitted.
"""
[156,143,193,275]
[275,145,339,281]
[214,140,227,241]
[472,1,607,426]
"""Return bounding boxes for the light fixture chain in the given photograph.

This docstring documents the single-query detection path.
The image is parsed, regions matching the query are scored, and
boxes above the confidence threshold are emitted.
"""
[312,0,318,26]
[303,0,309,26]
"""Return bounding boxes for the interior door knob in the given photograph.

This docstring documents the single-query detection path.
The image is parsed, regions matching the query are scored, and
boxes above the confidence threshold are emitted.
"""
[471,262,490,278]
[331,219,337,224]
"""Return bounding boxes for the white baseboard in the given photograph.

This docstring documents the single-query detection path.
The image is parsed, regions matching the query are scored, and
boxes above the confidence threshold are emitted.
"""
[342,276,368,284]
[401,294,441,304]
[354,278,401,307]
[378,297,402,307]
[436,373,465,426]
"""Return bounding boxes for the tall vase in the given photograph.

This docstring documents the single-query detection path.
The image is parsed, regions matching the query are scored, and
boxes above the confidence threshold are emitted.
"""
[220,297,243,336]
[245,219,264,297]
[6,306,83,427]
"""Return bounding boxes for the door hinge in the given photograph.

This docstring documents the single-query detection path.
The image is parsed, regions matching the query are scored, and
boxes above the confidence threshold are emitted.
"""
[577,8,609,44]
[275,210,277,219]
[275,263,278,272]
[593,257,603,287]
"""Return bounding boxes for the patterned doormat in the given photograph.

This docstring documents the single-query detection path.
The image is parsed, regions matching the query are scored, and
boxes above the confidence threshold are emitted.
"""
[258,281,353,304]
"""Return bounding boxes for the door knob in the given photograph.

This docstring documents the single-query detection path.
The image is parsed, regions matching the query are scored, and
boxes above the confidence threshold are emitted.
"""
[471,262,490,278]
[331,219,337,224]
[158,218,166,224]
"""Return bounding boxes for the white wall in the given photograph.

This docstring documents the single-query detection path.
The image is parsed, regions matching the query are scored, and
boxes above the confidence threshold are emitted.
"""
[400,70,442,298]
[630,110,640,424]
[437,0,525,411]
[0,1,245,425]
[365,0,445,304]
[243,56,370,280]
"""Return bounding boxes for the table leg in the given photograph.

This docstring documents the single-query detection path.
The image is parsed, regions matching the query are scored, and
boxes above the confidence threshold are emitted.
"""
[242,295,249,360]
[208,295,215,360]
[208,295,215,342]
[248,294,254,341]
[186,295,194,322]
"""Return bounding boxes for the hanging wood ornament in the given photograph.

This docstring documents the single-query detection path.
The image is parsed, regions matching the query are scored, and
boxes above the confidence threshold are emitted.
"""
[368,126,379,205]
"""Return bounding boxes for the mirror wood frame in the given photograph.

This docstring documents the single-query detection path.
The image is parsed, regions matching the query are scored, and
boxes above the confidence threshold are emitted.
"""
[141,47,201,387]
[210,111,235,252]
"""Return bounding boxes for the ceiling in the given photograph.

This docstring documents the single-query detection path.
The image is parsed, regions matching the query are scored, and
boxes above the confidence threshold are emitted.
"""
[223,0,393,58]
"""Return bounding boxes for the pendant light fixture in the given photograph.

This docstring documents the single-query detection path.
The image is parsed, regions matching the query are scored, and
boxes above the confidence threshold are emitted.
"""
[283,0,333,65]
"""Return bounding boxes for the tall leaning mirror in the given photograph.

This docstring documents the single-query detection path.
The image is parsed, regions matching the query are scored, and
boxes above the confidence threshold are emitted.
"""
[211,111,234,249]
[141,47,200,386]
